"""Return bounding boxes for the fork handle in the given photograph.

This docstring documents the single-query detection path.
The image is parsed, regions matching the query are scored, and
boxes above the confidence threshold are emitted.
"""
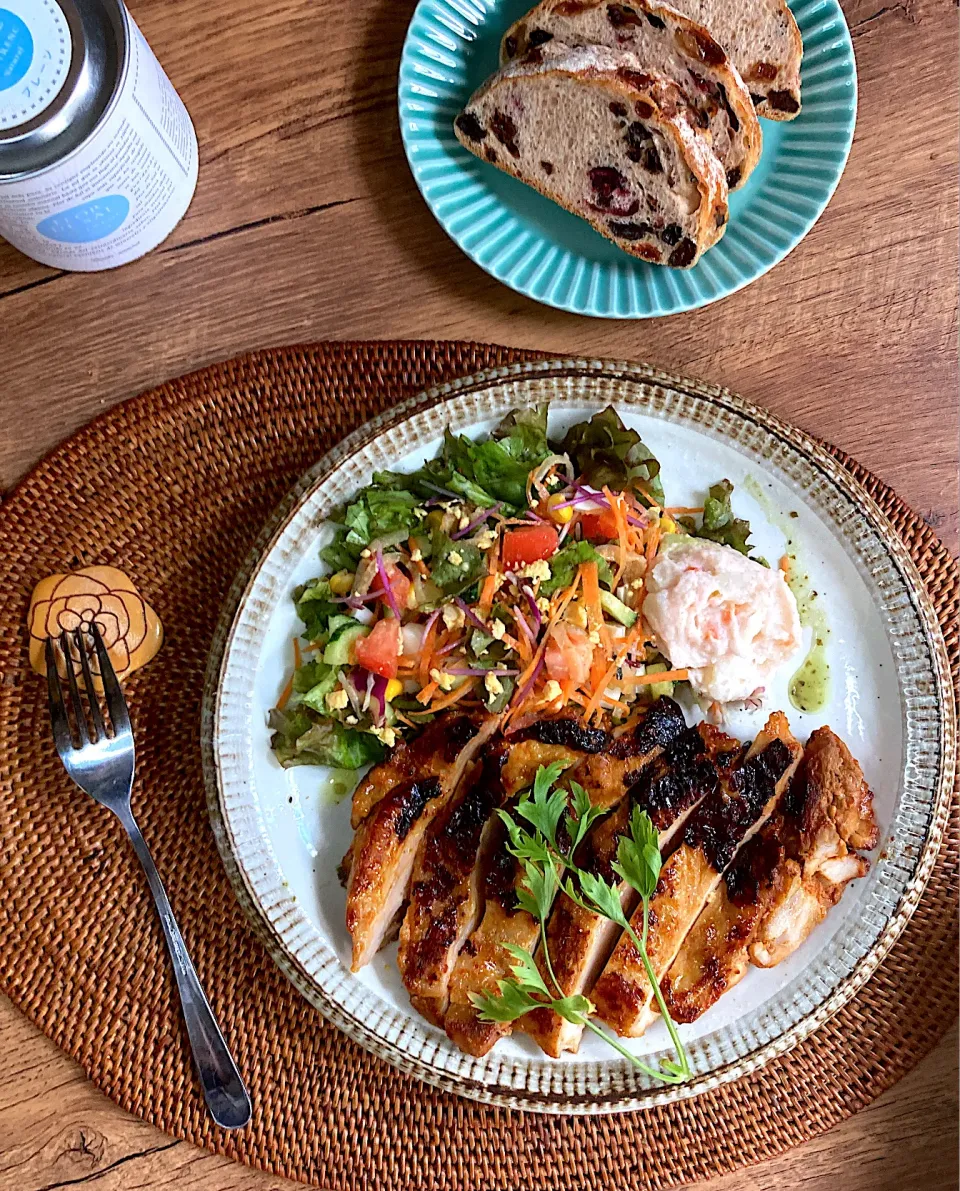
[119,809,251,1129]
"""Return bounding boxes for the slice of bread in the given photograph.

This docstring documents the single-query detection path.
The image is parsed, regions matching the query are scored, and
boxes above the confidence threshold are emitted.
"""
[500,0,761,188]
[659,0,802,118]
[454,44,729,268]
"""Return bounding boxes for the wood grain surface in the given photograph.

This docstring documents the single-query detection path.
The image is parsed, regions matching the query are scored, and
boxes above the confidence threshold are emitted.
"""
[0,0,956,1187]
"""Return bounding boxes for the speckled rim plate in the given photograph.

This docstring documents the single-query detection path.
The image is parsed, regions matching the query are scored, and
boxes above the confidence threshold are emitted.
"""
[398,0,857,318]
[202,361,953,1113]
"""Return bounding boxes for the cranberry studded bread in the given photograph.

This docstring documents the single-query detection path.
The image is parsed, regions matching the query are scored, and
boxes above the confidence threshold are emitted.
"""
[500,0,761,189]
[661,0,802,118]
[454,45,728,268]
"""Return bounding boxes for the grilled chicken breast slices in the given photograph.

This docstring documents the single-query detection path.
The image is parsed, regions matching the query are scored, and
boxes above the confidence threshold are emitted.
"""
[520,704,719,1057]
[660,820,785,1022]
[592,712,802,1037]
[749,725,878,967]
[398,751,508,1025]
[349,713,493,830]
[441,731,595,1057]
[345,712,499,971]
[663,725,878,1017]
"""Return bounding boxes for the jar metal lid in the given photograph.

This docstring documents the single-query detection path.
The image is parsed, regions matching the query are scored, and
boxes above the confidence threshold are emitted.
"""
[0,0,126,179]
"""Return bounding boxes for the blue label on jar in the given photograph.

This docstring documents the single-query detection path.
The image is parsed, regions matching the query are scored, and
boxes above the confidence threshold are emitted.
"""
[37,196,131,243]
[0,9,33,91]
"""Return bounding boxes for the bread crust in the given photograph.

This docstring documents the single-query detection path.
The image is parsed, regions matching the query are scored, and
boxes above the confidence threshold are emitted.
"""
[655,0,802,118]
[500,0,762,185]
[455,51,729,268]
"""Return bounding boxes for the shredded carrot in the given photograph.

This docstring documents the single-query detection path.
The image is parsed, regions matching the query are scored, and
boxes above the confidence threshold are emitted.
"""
[633,481,663,511]
[304,641,323,652]
[407,537,429,577]
[510,614,533,664]
[416,679,440,705]
[645,523,661,569]
[779,554,790,575]
[503,570,585,727]
[621,667,689,686]
[567,689,590,709]
[583,622,646,722]
[276,673,294,711]
[589,651,608,697]
[603,486,631,590]
[479,531,501,615]
[479,574,497,615]
[550,573,583,631]
[430,676,478,712]
[580,561,604,628]
[293,638,302,670]
[665,506,703,514]
[419,619,438,687]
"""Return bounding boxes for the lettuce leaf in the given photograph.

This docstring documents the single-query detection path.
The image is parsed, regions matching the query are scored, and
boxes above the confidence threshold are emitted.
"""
[430,532,486,594]
[293,578,338,641]
[269,709,385,769]
[556,407,665,502]
[292,658,339,712]
[680,480,751,555]
[320,527,362,572]
[490,403,550,461]
[540,540,613,595]
[343,488,423,547]
[372,462,500,511]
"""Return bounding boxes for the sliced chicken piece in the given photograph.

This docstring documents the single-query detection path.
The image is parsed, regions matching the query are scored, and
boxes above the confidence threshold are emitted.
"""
[345,712,499,970]
[663,724,879,1016]
[592,712,802,1037]
[660,822,785,1022]
[397,752,508,1025]
[511,697,689,812]
[799,725,879,852]
[349,713,494,830]
[750,725,877,967]
[443,814,541,1057]
[441,728,608,1056]
[521,712,729,1057]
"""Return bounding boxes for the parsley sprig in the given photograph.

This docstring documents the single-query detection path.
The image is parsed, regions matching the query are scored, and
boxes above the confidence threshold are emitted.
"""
[468,762,691,1084]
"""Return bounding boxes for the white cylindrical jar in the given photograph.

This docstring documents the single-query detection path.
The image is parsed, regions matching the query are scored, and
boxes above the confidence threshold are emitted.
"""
[0,0,198,271]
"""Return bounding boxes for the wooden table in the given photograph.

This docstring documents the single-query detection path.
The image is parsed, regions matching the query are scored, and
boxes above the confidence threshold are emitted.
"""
[0,0,956,1187]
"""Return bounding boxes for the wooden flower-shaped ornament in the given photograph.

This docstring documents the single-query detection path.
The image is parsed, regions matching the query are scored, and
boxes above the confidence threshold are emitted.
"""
[28,566,162,681]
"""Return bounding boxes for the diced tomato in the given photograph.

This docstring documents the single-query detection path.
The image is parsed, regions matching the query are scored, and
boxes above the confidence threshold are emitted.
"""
[544,622,593,687]
[502,524,559,568]
[355,618,401,679]
[380,564,411,612]
[578,506,620,541]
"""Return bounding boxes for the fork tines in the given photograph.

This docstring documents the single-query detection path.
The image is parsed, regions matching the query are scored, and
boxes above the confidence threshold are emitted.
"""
[45,624,127,751]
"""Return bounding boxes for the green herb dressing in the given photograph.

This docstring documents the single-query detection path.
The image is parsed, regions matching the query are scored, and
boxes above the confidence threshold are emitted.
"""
[322,769,356,805]
[741,476,831,712]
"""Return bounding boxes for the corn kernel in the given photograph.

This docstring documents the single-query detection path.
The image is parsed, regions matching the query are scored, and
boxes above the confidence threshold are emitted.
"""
[384,678,403,701]
[329,570,354,595]
[660,515,677,534]
[547,493,573,524]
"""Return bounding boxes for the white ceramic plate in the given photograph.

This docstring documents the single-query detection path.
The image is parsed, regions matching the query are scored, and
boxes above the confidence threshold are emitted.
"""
[202,360,954,1113]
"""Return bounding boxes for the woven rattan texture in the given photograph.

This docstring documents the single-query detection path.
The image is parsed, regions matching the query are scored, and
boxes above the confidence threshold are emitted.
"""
[0,341,956,1191]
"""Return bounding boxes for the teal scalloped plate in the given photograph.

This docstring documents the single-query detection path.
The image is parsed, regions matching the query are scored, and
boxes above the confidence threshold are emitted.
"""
[399,0,857,318]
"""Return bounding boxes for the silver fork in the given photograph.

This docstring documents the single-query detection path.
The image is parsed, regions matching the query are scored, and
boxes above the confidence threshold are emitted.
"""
[45,623,251,1130]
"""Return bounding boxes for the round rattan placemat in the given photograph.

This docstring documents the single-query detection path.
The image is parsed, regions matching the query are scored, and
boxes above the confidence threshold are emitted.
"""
[0,341,956,1191]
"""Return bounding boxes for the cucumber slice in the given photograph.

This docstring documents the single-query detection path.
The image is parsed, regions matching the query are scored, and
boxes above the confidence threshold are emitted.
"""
[323,621,368,667]
[600,589,637,628]
[643,661,675,701]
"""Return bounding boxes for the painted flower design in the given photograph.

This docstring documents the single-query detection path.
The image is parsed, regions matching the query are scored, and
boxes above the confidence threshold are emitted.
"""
[28,566,162,681]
